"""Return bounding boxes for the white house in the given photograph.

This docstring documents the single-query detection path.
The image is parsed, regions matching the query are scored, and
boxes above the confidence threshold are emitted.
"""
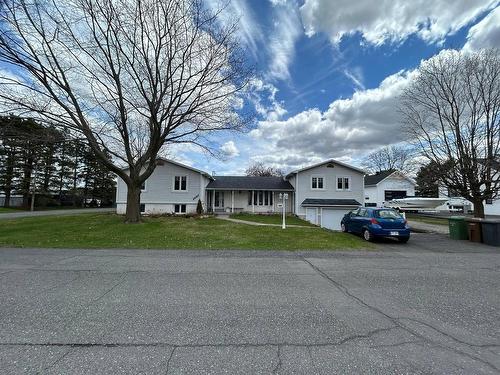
[364,170,416,207]
[285,159,365,229]
[116,158,213,215]
[115,157,366,230]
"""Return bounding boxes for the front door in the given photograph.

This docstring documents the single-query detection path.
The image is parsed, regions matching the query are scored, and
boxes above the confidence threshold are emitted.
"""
[215,191,224,208]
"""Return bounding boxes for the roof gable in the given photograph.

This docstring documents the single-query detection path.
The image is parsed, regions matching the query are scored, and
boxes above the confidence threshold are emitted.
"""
[286,159,365,178]
[121,157,212,179]
[364,170,415,186]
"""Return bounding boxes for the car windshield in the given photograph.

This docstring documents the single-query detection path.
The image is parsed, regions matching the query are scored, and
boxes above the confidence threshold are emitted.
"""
[375,209,402,219]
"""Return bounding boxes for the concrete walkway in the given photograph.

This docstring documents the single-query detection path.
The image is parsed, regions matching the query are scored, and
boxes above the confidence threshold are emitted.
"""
[0,207,115,220]
[217,215,319,228]
[408,220,449,235]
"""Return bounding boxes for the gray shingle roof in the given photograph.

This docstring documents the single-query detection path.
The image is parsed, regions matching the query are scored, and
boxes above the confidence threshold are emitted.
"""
[301,198,361,207]
[206,176,294,190]
[364,170,395,186]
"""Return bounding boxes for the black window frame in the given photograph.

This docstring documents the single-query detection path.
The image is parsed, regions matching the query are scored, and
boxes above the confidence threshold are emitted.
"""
[174,176,187,191]
[174,204,186,214]
[337,177,343,190]
[343,177,349,190]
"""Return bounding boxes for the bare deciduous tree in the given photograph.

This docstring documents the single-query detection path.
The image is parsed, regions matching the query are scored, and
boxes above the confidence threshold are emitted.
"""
[245,162,283,177]
[401,49,500,218]
[362,145,415,175]
[0,0,249,222]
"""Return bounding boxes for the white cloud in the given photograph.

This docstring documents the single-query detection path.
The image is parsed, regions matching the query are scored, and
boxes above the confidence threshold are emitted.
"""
[300,0,498,45]
[249,69,417,170]
[220,140,240,158]
[463,6,500,51]
[205,0,264,59]
[267,1,303,81]
[246,77,287,121]
[343,68,365,91]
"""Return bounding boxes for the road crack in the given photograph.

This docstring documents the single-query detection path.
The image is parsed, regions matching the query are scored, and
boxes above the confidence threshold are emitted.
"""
[300,256,500,372]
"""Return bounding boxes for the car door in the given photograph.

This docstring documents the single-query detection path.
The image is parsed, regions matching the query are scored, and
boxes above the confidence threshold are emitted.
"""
[358,208,371,231]
[349,208,363,233]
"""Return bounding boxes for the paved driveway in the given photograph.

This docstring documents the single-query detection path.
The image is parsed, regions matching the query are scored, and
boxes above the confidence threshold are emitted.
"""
[0,234,499,374]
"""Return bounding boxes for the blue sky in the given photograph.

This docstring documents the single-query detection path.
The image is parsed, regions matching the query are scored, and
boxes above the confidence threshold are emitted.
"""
[183,0,500,175]
[1,0,499,175]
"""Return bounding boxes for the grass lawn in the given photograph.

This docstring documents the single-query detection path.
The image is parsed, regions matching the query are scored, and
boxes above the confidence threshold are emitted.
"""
[0,207,22,213]
[229,213,315,227]
[0,213,371,250]
[406,214,449,226]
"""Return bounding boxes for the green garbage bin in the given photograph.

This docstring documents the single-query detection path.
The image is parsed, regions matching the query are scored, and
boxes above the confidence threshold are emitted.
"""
[448,216,468,240]
[480,220,500,247]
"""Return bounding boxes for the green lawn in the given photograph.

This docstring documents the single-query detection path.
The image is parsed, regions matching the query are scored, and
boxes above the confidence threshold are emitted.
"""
[229,213,315,227]
[406,214,449,226]
[0,213,371,250]
[0,207,22,213]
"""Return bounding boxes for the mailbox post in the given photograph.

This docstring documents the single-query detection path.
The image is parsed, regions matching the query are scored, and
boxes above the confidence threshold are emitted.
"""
[279,193,289,229]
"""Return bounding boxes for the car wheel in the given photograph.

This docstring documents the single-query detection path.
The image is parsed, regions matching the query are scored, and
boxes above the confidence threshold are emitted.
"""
[398,237,409,243]
[341,223,348,232]
[363,229,373,242]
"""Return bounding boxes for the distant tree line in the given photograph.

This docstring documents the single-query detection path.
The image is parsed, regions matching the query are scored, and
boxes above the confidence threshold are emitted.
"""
[0,116,115,208]
[245,162,284,177]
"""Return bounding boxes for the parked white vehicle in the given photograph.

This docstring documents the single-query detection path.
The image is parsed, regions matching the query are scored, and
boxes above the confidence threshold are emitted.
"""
[384,197,448,211]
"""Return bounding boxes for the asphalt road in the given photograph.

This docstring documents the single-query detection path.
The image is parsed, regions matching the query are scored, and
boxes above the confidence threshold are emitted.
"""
[0,233,499,374]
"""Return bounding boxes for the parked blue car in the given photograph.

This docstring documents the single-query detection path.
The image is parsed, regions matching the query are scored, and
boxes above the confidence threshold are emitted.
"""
[341,207,410,243]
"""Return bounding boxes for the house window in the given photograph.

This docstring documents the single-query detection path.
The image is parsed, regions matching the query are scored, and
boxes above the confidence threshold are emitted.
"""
[486,198,493,205]
[337,176,351,191]
[174,204,186,214]
[140,203,145,213]
[365,203,377,207]
[140,181,146,191]
[312,177,324,189]
[249,191,275,206]
[174,176,187,191]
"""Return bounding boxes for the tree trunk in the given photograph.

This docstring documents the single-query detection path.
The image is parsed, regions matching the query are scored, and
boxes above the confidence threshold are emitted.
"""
[21,154,34,208]
[472,198,485,218]
[124,184,141,223]
[3,152,14,208]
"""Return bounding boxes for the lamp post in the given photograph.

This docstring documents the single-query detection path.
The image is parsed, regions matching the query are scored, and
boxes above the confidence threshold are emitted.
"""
[279,193,289,229]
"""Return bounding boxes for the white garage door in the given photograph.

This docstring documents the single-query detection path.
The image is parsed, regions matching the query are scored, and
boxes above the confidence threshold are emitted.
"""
[305,208,317,225]
[321,208,349,230]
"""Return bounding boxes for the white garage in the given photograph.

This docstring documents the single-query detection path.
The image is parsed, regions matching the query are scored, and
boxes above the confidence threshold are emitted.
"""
[302,199,361,231]
[321,208,349,230]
